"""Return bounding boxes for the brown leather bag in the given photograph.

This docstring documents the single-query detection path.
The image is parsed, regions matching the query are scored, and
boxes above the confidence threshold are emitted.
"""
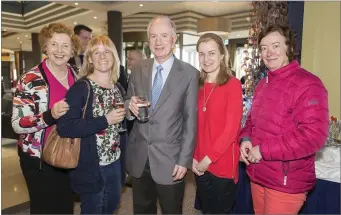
[43,81,90,169]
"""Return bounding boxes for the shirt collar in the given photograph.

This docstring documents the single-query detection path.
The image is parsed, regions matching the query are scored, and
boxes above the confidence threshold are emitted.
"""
[153,55,174,71]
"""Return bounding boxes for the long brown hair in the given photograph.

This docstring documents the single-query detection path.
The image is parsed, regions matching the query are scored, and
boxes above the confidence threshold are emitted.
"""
[196,33,232,88]
[79,36,120,84]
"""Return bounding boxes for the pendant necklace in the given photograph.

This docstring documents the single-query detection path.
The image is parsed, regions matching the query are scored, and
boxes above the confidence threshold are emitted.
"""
[203,84,215,112]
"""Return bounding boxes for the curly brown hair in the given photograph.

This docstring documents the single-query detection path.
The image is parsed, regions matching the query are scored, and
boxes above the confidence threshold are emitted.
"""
[39,23,80,57]
[257,24,297,62]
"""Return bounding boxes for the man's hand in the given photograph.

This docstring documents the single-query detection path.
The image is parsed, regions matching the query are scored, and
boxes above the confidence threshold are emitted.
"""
[172,164,187,181]
[196,155,212,173]
[128,96,150,118]
[247,145,262,163]
[128,96,139,117]
[192,158,204,176]
[240,141,252,165]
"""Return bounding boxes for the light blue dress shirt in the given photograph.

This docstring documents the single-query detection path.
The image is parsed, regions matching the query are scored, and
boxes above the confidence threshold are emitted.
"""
[152,55,174,89]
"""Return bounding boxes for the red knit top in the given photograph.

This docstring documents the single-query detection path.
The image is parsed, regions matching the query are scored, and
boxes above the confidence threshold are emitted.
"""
[194,77,243,183]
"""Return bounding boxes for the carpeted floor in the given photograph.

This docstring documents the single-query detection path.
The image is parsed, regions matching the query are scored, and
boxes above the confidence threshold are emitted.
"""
[9,173,199,214]
[116,173,198,215]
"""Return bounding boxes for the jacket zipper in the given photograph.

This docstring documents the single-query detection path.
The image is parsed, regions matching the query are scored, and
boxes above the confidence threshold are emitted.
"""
[282,161,290,185]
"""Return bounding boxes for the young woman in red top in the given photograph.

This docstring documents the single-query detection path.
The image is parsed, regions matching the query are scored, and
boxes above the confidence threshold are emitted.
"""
[193,33,243,214]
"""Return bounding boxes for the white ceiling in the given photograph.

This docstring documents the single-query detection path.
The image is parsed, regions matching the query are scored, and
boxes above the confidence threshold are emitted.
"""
[1,1,253,51]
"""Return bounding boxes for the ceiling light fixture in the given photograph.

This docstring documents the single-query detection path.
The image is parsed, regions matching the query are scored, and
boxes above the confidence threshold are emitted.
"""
[93,16,97,19]
[17,37,20,39]
[25,35,28,37]
[74,22,77,25]
[3,29,6,31]
[74,3,78,6]
[139,4,144,7]
[197,18,231,36]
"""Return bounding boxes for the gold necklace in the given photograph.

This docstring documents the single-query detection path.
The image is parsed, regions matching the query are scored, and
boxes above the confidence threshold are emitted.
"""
[203,84,215,112]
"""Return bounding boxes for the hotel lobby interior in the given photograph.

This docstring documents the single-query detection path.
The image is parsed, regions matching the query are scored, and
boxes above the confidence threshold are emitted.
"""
[1,1,340,214]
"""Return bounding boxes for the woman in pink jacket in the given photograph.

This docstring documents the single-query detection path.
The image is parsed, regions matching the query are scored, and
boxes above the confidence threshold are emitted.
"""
[239,24,329,214]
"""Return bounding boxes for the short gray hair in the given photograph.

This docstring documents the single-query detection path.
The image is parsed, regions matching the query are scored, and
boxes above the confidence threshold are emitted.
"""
[147,15,177,38]
[128,49,147,60]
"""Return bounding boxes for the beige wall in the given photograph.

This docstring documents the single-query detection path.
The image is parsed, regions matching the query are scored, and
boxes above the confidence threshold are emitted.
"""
[301,2,340,118]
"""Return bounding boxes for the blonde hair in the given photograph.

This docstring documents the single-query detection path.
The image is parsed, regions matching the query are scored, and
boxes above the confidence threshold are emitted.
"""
[196,33,232,88]
[39,23,80,57]
[80,36,120,84]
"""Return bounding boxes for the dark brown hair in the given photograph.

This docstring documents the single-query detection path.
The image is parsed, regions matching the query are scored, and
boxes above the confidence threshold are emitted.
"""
[257,24,297,62]
[196,33,232,88]
[39,23,80,57]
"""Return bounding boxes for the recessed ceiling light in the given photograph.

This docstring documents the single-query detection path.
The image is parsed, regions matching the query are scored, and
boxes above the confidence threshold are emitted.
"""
[20,41,22,44]
[139,4,144,7]
[74,3,78,6]
[17,37,20,39]
[3,29,6,31]
[25,35,28,37]
[93,16,97,19]
[74,22,77,25]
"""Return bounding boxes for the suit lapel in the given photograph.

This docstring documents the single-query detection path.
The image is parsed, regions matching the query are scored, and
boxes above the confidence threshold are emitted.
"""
[151,58,184,116]
[141,59,153,100]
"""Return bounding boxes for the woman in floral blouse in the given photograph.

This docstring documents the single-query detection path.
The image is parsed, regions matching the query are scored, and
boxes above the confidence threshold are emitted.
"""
[11,23,79,214]
[57,35,126,214]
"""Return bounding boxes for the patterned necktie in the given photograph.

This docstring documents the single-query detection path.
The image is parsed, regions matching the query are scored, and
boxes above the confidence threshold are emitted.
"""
[151,65,163,109]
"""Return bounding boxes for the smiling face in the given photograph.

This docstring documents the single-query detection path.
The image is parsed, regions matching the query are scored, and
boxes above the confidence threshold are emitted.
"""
[45,33,72,67]
[260,31,289,71]
[148,17,177,64]
[88,44,114,74]
[198,39,224,75]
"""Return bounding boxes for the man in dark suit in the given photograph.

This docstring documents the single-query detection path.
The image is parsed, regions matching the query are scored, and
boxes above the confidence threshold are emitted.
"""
[125,16,199,214]
[68,24,92,69]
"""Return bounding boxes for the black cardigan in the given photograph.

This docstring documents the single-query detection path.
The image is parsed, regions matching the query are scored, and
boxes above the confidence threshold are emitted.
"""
[57,77,127,194]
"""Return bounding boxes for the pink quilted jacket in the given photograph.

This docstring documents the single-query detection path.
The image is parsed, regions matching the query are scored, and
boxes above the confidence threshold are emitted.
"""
[239,60,329,194]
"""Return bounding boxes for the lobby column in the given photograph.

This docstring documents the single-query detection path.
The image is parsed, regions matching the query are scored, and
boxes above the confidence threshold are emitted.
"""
[31,33,41,66]
[107,11,123,62]
[288,1,304,64]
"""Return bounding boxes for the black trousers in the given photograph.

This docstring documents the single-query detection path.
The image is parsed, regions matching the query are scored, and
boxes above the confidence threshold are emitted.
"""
[132,161,185,214]
[18,148,74,214]
[195,172,237,214]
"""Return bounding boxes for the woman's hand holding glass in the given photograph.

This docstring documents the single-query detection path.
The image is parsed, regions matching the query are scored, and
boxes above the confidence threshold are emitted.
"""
[105,108,126,126]
[51,99,69,119]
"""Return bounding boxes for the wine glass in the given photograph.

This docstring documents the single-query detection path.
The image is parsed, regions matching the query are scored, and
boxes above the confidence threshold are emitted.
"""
[113,99,127,133]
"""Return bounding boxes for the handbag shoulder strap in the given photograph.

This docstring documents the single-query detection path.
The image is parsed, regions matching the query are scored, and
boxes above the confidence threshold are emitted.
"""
[116,82,125,97]
[81,80,91,119]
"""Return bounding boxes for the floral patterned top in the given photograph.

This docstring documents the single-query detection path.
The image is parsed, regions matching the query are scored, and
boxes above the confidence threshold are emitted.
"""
[89,79,123,166]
